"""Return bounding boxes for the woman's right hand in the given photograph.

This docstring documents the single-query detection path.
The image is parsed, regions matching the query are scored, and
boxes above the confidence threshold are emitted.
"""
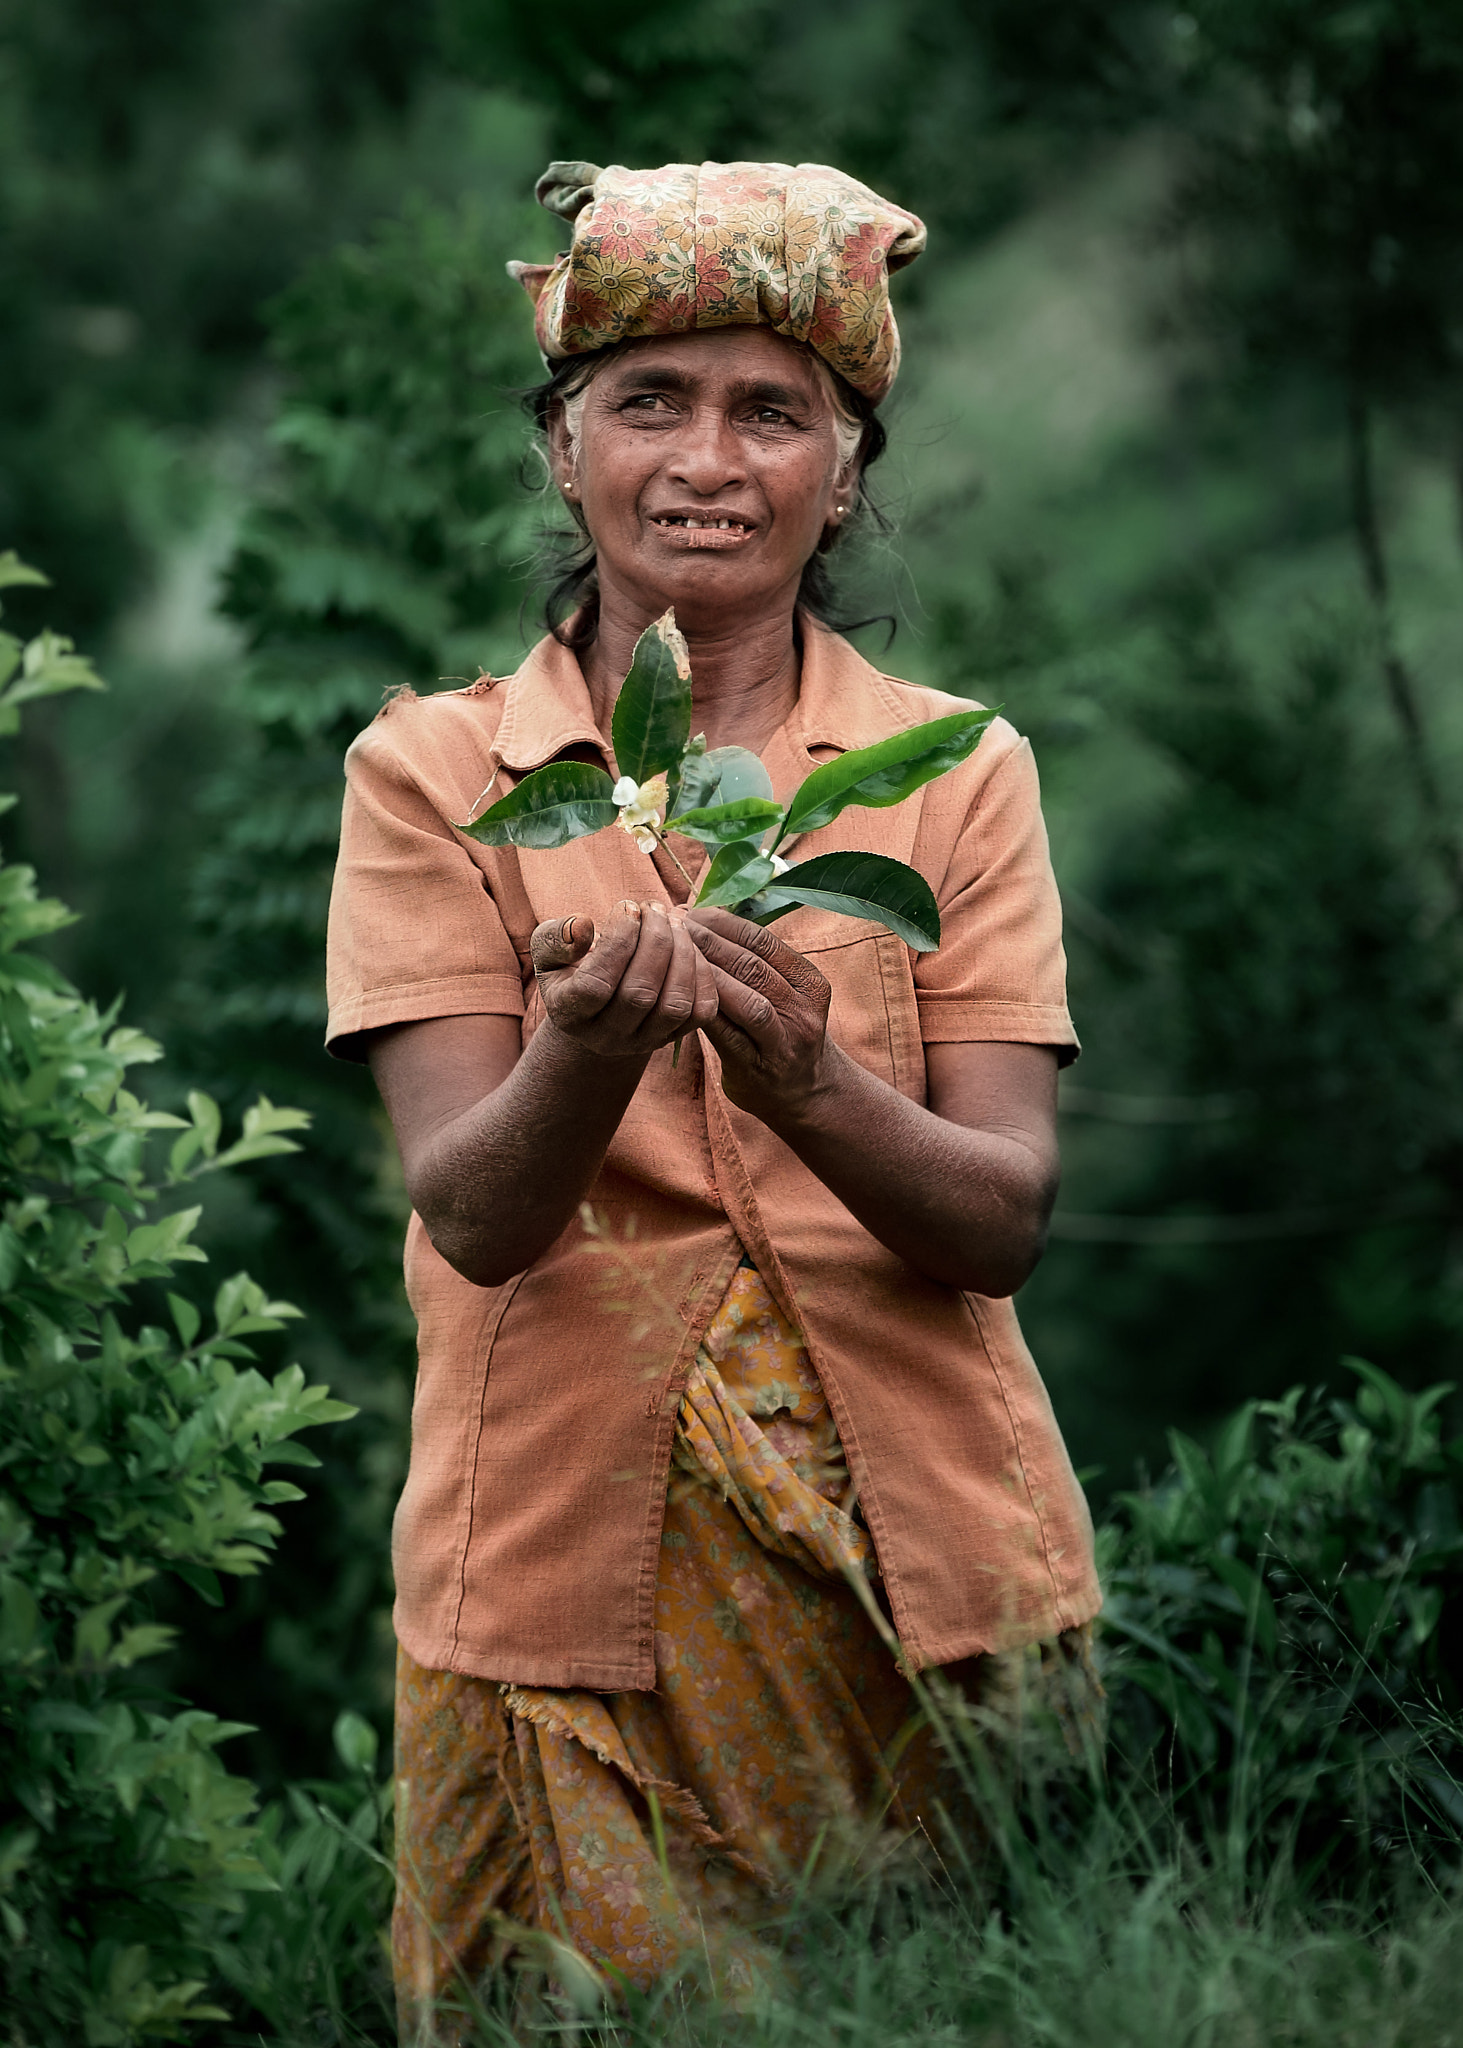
[530,900,718,1058]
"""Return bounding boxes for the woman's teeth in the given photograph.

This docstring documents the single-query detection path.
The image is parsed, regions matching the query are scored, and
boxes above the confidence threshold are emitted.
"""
[651,514,754,549]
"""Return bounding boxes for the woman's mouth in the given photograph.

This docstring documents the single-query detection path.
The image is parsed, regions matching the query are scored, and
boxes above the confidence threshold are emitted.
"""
[649,515,756,550]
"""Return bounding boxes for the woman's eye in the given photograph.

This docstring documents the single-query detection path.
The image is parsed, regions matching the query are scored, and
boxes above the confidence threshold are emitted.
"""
[622,393,674,414]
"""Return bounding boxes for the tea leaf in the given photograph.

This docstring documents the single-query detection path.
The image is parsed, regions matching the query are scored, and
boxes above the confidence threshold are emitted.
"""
[746,851,942,950]
[694,839,778,910]
[671,743,774,814]
[780,707,999,843]
[612,609,692,786]
[667,797,784,847]
[455,761,617,848]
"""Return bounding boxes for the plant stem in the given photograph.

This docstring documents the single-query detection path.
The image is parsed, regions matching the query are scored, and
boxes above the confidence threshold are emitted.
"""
[1345,382,1463,915]
[652,828,699,897]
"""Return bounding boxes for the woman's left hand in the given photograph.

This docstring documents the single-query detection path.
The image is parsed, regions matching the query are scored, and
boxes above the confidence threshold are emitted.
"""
[686,907,834,1125]
[689,905,1059,1295]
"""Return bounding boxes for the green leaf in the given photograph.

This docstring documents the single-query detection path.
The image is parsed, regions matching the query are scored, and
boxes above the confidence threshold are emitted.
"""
[0,552,50,593]
[1,628,106,705]
[333,1708,379,1775]
[113,1622,178,1667]
[746,851,942,950]
[28,1700,106,1735]
[694,839,777,910]
[169,1293,202,1347]
[611,609,692,785]
[455,761,616,848]
[667,797,784,847]
[780,707,1000,843]
[174,1563,224,1608]
[0,1574,40,1657]
[671,743,773,815]
[0,1223,26,1291]
[127,1206,205,1268]
[171,1090,222,1177]
[106,1025,164,1067]
[261,1439,322,1467]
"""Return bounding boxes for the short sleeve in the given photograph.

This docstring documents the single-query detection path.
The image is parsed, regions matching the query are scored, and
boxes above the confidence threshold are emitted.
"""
[911,730,1079,1064]
[325,721,526,1063]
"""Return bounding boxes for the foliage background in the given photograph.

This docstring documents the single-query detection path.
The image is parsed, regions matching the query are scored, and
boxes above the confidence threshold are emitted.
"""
[3,0,1462,1810]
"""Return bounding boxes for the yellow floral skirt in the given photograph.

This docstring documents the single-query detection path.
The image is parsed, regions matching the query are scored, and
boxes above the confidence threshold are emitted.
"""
[391,1263,1101,2037]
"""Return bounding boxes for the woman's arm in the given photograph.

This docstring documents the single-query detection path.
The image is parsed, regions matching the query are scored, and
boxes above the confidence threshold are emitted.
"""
[367,900,716,1287]
[687,907,1059,1296]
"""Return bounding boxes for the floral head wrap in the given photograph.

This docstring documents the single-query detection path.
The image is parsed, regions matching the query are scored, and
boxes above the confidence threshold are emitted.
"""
[508,159,926,406]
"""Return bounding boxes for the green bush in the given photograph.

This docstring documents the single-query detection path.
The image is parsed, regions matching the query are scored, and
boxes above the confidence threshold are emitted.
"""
[1104,1356,1463,1893]
[208,1711,395,2047]
[0,554,355,2046]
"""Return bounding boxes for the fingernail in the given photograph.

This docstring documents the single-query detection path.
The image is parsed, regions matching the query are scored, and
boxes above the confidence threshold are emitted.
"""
[648,901,668,918]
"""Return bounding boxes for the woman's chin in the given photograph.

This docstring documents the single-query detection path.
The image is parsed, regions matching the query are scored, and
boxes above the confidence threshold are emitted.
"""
[618,550,791,624]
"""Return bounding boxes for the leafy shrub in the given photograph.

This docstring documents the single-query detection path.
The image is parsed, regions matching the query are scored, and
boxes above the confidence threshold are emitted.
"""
[0,554,355,2046]
[209,1710,395,2047]
[1104,1355,1463,1892]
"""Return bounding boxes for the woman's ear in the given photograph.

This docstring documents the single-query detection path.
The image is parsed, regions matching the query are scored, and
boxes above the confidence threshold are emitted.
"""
[827,462,862,534]
[546,401,578,500]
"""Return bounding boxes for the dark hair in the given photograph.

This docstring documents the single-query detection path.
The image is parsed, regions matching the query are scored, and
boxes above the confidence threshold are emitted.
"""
[519,344,893,652]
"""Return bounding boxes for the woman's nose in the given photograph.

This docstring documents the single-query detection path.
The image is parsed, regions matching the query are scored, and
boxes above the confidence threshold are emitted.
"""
[665,410,748,494]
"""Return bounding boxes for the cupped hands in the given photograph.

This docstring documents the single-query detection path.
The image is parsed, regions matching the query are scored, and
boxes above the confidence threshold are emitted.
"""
[530,899,718,1058]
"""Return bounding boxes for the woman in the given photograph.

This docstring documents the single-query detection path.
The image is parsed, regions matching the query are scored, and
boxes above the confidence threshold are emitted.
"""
[326,159,1102,2033]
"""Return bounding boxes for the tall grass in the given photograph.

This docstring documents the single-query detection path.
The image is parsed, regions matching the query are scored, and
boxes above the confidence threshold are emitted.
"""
[208,1730,1463,2048]
[205,1357,1463,2047]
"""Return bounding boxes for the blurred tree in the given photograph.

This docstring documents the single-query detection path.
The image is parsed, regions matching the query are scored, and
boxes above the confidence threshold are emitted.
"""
[895,0,1463,1475]
[439,0,1167,245]
[0,0,435,637]
[1170,0,1463,902]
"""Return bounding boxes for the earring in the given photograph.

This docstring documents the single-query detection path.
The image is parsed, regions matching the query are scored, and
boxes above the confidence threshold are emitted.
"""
[835,504,847,514]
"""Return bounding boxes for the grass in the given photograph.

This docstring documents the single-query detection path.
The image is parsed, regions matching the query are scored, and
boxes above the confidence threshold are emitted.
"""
[202,1679,1463,2048]
[200,1364,1463,2046]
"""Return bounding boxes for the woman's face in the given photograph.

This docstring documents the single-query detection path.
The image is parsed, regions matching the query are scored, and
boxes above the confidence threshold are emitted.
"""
[549,326,856,636]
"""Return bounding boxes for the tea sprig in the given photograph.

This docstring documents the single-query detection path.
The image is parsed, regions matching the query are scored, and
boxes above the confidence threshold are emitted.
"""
[456,610,998,952]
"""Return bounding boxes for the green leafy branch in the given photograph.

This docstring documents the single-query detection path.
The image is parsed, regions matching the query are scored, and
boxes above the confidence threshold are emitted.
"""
[456,609,999,952]
[0,552,105,738]
[0,555,358,2041]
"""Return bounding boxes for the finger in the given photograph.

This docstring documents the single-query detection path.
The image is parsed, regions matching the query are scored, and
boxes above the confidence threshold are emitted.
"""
[638,918,701,1042]
[614,900,678,1026]
[691,944,719,1029]
[689,905,825,996]
[669,904,720,1031]
[698,1005,761,1072]
[684,915,798,1010]
[548,901,644,1023]
[530,914,594,976]
[699,954,787,1062]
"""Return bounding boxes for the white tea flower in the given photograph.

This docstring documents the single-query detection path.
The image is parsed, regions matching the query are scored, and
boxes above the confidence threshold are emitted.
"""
[614,771,670,854]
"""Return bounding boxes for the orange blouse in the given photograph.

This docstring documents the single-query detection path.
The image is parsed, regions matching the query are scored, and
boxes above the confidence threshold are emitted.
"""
[326,617,1100,1690]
